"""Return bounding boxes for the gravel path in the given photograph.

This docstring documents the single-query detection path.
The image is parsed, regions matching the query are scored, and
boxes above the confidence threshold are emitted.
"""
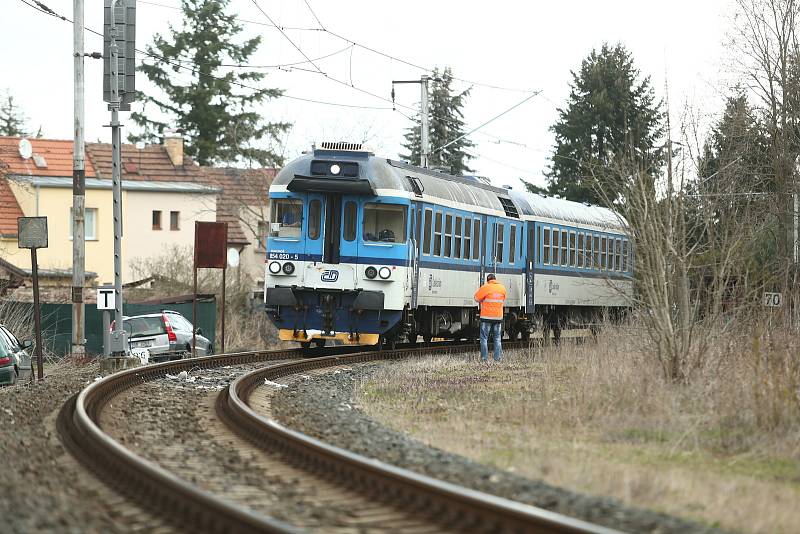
[0,360,175,534]
[271,363,728,534]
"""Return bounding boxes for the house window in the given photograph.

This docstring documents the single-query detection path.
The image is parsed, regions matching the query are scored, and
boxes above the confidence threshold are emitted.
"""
[257,220,267,250]
[152,210,162,230]
[170,211,180,231]
[434,212,443,256]
[71,208,98,241]
[560,229,568,266]
[472,219,481,260]
[423,209,432,255]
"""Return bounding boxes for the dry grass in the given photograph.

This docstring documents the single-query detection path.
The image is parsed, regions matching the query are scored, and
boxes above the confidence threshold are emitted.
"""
[355,326,800,533]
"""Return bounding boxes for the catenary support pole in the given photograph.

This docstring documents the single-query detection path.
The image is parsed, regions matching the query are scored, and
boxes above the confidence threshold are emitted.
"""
[108,5,126,356]
[221,265,226,354]
[71,0,86,355]
[420,75,430,168]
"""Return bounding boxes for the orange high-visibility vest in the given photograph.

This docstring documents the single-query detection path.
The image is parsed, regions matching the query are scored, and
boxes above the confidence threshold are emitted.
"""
[474,279,506,320]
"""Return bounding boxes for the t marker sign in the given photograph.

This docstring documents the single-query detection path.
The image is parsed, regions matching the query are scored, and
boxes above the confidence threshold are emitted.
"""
[97,287,116,310]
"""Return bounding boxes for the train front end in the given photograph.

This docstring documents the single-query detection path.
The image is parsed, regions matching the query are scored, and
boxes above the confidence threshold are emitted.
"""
[264,143,410,346]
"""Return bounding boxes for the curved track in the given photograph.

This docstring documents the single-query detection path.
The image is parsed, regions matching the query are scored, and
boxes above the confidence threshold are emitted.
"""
[58,341,614,534]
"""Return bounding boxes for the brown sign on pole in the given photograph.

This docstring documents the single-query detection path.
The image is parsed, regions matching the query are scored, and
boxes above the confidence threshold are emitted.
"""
[193,222,228,357]
[17,217,48,381]
[195,222,228,268]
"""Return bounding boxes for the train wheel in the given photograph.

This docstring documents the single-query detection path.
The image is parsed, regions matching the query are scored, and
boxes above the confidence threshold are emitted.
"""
[313,339,326,348]
[422,333,433,344]
[300,341,311,350]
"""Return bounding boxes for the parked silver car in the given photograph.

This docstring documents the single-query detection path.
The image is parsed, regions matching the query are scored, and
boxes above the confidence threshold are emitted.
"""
[122,311,212,362]
[0,324,32,386]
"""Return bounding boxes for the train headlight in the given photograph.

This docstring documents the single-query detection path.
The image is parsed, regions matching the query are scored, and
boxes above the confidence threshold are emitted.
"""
[378,267,391,279]
[365,266,377,279]
[268,261,282,274]
[282,262,295,275]
[330,163,341,175]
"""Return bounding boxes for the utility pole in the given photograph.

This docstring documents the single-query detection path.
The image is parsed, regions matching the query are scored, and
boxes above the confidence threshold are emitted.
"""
[391,75,430,168]
[71,0,86,355]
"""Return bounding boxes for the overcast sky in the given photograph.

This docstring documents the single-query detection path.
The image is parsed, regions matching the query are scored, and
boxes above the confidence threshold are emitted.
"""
[3,0,735,188]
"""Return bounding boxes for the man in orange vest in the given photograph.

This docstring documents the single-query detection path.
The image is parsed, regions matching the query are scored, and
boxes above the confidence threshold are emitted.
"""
[474,273,507,362]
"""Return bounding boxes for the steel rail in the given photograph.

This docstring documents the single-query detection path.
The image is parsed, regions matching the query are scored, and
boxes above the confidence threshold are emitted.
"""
[221,343,620,534]
[58,347,310,534]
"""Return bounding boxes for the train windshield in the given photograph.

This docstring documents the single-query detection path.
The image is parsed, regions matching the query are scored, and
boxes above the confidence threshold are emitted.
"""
[363,203,406,243]
[270,199,303,239]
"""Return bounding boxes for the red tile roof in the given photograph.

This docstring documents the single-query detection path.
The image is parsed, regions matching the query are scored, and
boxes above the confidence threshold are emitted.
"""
[0,137,96,177]
[0,175,24,236]
[85,142,203,182]
[200,167,276,246]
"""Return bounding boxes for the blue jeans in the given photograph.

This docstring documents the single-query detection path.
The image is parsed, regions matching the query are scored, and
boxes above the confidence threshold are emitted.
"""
[479,320,502,362]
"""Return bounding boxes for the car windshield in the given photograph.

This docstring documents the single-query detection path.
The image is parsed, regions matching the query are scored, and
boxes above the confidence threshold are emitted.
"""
[124,317,166,337]
[0,335,9,358]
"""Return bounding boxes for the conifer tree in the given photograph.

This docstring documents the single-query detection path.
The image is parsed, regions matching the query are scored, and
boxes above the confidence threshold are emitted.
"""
[401,68,474,175]
[541,44,664,206]
[130,0,289,166]
[0,91,30,137]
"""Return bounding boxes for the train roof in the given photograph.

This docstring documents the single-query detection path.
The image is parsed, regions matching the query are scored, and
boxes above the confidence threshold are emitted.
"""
[271,145,627,231]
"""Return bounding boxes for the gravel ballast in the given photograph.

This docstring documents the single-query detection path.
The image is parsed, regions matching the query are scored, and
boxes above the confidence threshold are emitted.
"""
[271,363,727,534]
[0,360,174,534]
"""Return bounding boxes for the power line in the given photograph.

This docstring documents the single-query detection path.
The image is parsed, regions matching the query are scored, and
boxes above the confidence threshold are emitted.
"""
[17,0,396,111]
[249,0,324,74]
[303,0,326,30]
[432,91,541,153]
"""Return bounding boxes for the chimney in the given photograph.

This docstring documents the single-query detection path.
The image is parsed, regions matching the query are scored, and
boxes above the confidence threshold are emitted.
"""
[164,133,184,167]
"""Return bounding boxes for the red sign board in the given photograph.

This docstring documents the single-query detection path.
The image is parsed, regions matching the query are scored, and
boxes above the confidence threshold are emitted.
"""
[195,222,228,268]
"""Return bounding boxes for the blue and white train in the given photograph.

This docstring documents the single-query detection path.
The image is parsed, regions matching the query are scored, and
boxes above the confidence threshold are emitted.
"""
[264,142,633,347]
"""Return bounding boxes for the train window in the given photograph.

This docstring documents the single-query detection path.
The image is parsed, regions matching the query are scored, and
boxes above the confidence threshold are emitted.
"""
[622,240,628,271]
[472,219,481,260]
[464,218,472,259]
[577,233,584,268]
[542,227,550,264]
[434,212,443,256]
[444,214,453,257]
[269,198,302,239]
[363,203,406,243]
[569,231,576,267]
[552,228,559,265]
[496,223,505,264]
[307,200,321,240]
[586,233,592,268]
[606,237,612,271]
[509,225,517,264]
[423,209,433,254]
[560,229,568,266]
[343,201,357,241]
[615,239,622,271]
[600,237,607,270]
[455,217,463,259]
[593,235,600,269]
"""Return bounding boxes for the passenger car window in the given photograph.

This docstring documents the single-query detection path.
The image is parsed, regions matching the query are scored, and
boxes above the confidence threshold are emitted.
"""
[343,201,357,241]
[543,227,550,264]
[434,213,443,256]
[496,223,505,264]
[0,327,20,350]
[307,200,321,240]
[455,217,463,259]
[363,203,406,243]
[423,209,432,255]
[509,225,517,264]
[569,231,576,267]
[577,233,584,268]
[269,198,302,239]
[444,215,453,257]
[125,317,166,337]
[472,219,480,260]
[464,218,472,259]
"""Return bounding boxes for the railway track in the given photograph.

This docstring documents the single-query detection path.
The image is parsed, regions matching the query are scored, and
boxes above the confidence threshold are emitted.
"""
[58,340,615,534]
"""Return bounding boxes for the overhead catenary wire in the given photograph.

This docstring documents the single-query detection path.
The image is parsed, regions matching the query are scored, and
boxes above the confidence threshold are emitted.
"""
[17,0,396,111]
